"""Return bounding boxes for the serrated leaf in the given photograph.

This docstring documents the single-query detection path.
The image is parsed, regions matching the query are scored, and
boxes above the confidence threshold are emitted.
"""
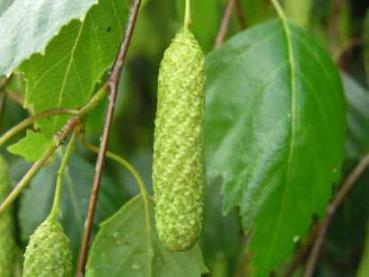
[20,0,128,141]
[7,130,51,162]
[205,20,346,276]
[18,155,125,261]
[86,195,208,277]
[343,73,369,160]
[0,0,98,76]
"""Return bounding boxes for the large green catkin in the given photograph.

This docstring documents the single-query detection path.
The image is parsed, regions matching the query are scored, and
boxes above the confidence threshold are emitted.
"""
[23,216,72,277]
[153,28,205,251]
[0,156,17,277]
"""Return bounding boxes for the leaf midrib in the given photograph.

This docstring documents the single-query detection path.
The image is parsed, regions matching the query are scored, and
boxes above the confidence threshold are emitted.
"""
[264,18,298,269]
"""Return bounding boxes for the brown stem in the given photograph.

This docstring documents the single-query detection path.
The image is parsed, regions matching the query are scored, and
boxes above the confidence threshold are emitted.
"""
[327,0,346,51]
[284,223,320,277]
[334,37,364,68]
[76,1,142,275]
[5,90,24,107]
[235,0,246,29]
[215,0,236,48]
[304,153,369,277]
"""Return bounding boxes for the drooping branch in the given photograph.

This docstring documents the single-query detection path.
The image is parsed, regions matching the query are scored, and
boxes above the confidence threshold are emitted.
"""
[235,0,246,29]
[304,153,369,277]
[76,0,143,275]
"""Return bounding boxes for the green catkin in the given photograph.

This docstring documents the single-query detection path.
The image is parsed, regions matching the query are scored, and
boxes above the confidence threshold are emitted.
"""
[0,156,17,277]
[23,216,72,277]
[153,28,205,251]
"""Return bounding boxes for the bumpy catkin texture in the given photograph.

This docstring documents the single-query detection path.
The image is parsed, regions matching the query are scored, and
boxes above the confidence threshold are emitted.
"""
[153,28,205,251]
[0,156,16,277]
[23,217,72,277]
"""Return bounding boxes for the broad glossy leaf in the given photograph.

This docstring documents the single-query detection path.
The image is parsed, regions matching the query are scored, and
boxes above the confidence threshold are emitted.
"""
[19,155,124,261]
[343,73,369,160]
[205,20,346,275]
[86,195,208,277]
[0,0,97,76]
[19,0,128,146]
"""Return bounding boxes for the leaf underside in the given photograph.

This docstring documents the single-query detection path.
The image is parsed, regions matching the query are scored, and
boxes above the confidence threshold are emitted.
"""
[205,19,346,276]
[0,0,98,77]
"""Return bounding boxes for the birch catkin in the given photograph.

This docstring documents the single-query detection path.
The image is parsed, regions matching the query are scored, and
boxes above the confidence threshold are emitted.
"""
[153,28,205,251]
[0,156,16,277]
[23,217,72,277]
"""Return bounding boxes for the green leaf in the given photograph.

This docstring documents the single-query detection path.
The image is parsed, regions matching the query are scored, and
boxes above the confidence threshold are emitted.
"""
[0,0,97,76]
[18,154,125,261]
[343,73,369,160]
[86,195,208,277]
[358,223,369,277]
[7,130,51,162]
[20,0,128,140]
[205,20,346,275]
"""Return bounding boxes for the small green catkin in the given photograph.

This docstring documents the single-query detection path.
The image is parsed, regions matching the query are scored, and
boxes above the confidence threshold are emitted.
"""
[0,156,17,277]
[153,28,205,251]
[23,216,72,277]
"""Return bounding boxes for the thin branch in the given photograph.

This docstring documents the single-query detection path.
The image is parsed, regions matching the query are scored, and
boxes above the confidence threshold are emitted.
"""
[215,0,247,48]
[235,0,246,29]
[215,0,236,48]
[5,90,24,107]
[0,108,78,147]
[76,1,142,275]
[0,85,109,214]
[334,37,364,67]
[304,153,369,277]
[80,138,149,203]
[284,223,320,277]
[0,144,57,214]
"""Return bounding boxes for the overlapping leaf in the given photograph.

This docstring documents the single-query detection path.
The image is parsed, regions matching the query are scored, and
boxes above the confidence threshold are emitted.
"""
[86,195,208,277]
[0,0,97,76]
[205,20,346,275]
